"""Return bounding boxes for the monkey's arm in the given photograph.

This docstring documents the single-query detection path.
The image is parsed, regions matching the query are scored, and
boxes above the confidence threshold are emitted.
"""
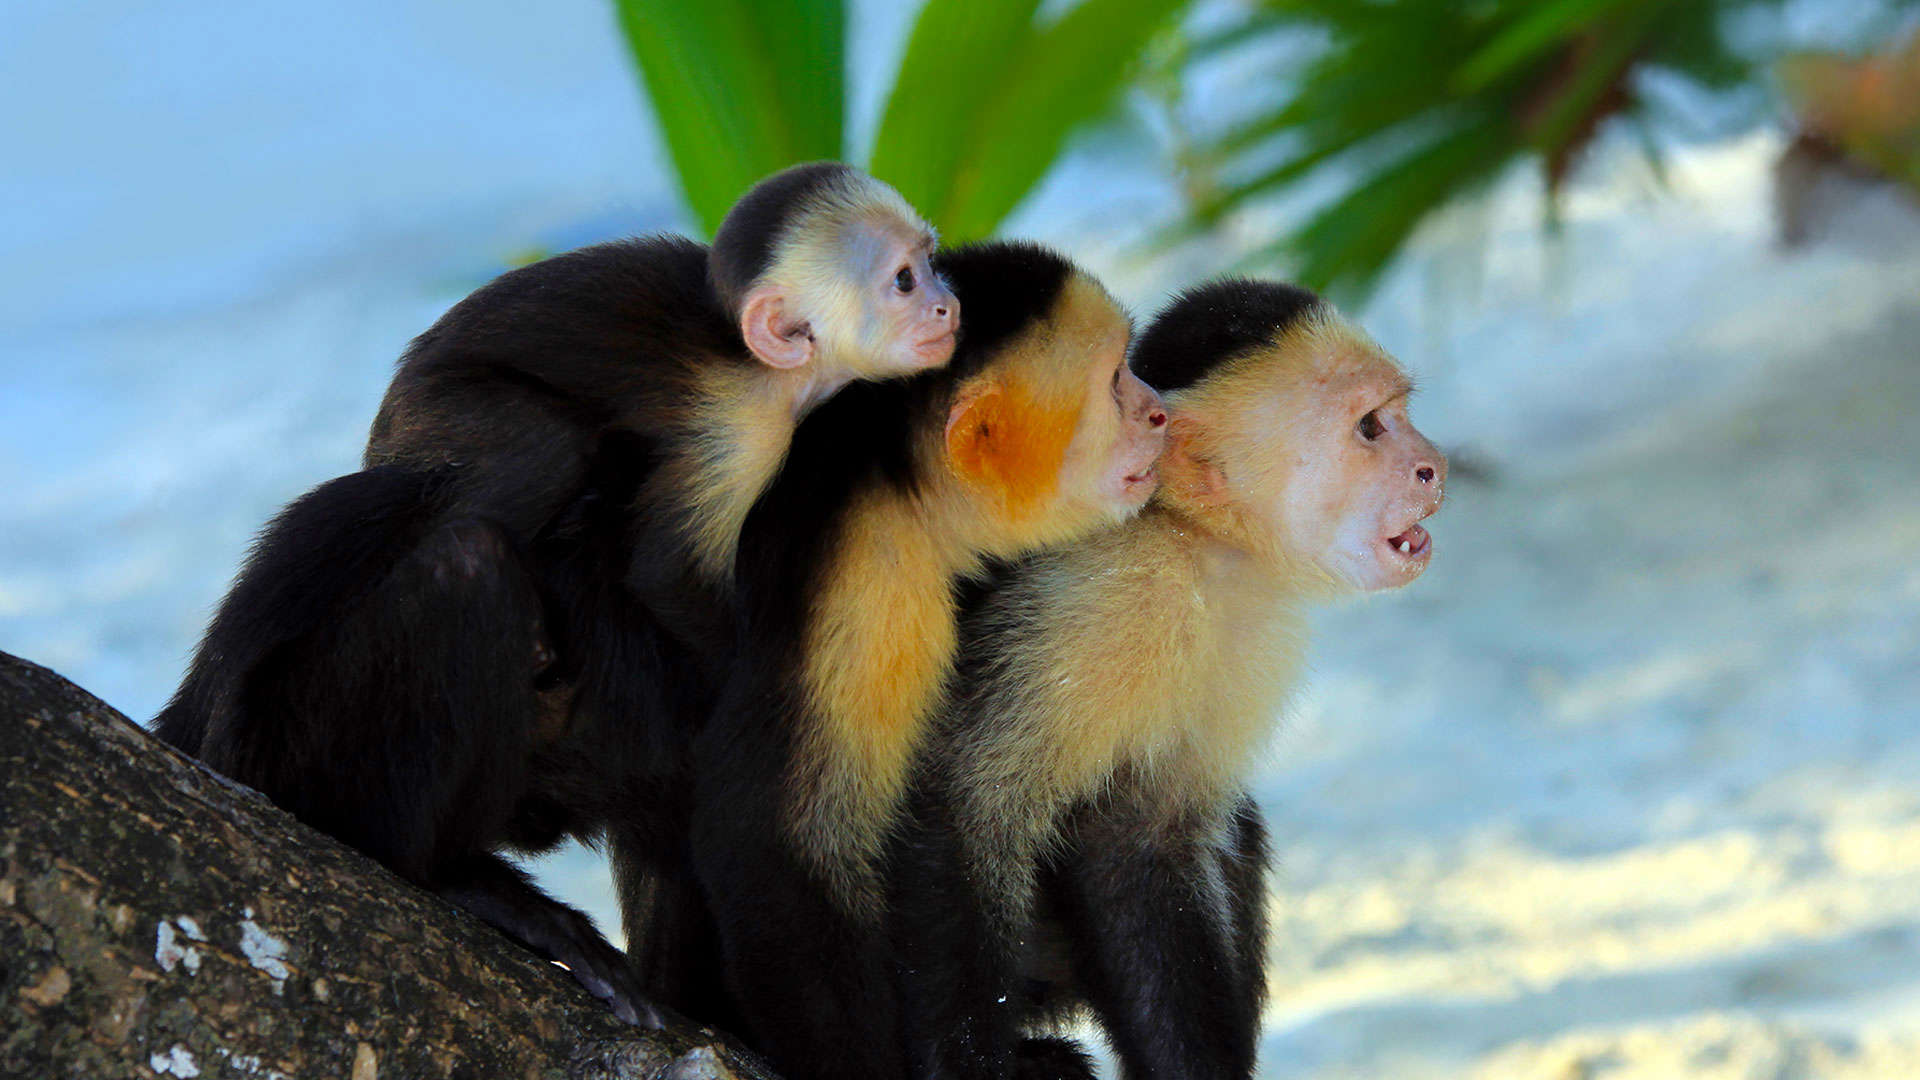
[1050,792,1271,1080]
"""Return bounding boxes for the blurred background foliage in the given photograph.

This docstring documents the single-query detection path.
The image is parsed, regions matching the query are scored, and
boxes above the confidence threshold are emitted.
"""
[615,0,1920,300]
[611,0,1189,241]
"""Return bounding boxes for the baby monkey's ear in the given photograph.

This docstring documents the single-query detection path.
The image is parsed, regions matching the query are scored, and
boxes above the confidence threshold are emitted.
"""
[1164,415,1230,508]
[740,287,815,370]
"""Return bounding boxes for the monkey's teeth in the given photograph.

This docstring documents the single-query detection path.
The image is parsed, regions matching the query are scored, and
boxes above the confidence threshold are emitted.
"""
[1398,539,1412,554]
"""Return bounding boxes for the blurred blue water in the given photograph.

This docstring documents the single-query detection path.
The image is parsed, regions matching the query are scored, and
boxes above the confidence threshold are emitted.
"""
[0,0,676,330]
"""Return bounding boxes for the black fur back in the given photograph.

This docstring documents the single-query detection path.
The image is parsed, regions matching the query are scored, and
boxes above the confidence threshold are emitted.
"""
[381,235,737,419]
[1130,278,1322,394]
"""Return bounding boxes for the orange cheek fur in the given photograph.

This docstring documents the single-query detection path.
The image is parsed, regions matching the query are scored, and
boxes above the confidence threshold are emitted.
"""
[951,384,1079,520]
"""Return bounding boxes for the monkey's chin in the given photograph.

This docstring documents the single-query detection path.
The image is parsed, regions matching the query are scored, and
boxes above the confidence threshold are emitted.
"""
[1106,465,1158,519]
[911,330,957,367]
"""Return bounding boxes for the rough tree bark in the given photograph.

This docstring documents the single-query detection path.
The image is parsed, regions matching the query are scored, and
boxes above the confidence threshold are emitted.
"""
[0,650,780,1080]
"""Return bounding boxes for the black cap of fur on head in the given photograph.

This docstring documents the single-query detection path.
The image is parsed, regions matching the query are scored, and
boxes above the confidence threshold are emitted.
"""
[708,161,864,316]
[1130,278,1323,395]
[931,240,1075,380]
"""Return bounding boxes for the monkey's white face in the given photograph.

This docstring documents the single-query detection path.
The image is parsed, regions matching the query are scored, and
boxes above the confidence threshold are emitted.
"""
[835,219,958,378]
[1056,322,1168,521]
[741,214,957,382]
[1274,356,1445,591]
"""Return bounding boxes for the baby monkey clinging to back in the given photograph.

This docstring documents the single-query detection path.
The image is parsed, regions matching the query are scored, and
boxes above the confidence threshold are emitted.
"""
[891,279,1447,1080]
[365,161,959,587]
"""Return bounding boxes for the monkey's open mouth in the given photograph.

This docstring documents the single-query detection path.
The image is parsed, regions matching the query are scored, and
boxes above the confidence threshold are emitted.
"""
[1124,465,1156,488]
[1385,523,1431,559]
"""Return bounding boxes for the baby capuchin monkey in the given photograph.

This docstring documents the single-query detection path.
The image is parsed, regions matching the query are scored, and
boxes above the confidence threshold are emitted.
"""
[890,279,1447,1080]
[365,160,957,590]
[154,164,954,1027]
[688,241,1167,1080]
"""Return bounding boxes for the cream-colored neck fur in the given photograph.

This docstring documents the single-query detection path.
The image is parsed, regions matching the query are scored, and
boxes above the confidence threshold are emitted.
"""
[658,356,856,585]
[950,502,1315,923]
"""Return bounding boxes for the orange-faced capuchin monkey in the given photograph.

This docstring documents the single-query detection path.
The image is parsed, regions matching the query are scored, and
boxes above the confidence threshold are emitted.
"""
[890,279,1447,1080]
[689,241,1168,1080]
[154,163,955,1028]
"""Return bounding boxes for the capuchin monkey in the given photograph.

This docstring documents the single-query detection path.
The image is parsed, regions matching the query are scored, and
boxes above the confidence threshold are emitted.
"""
[365,161,957,589]
[891,279,1447,1080]
[153,163,955,1027]
[690,241,1167,1080]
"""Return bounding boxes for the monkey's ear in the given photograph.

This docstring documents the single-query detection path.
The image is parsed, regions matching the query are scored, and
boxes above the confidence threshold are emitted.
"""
[1166,416,1230,508]
[944,379,1062,516]
[740,287,815,370]
[945,380,1007,488]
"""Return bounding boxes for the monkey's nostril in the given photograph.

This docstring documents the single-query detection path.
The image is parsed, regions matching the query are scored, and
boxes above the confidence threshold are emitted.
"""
[1148,410,1167,428]
[934,305,950,319]
[1417,466,1435,483]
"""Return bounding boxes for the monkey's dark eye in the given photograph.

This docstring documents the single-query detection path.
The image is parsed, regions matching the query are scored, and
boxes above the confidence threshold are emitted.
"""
[1357,410,1384,441]
[894,266,916,293]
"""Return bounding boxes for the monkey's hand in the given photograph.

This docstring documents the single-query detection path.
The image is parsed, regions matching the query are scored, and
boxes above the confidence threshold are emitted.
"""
[1014,1036,1097,1080]
[437,858,665,1029]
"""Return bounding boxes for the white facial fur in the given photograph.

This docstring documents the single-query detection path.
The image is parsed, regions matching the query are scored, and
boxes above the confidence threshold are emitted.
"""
[1269,333,1444,591]
[739,185,958,380]
[826,217,957,378]
[1055,319,1168,522]
[1172,311,1444,592]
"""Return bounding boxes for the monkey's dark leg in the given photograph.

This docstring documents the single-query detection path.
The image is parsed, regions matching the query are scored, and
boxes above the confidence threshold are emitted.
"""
[889,785,1097,1080]
[1220,795,1274,1013]
[1054,799,1266,1080]
[154,467,456,759]
[160,477,657,1025]
[609,821,736,1029]
[687,702,906,1080]
[217,516,544,878]
[261,513,660,1026]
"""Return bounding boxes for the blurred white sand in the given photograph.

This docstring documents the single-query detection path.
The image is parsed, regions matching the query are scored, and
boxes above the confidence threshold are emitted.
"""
[1233,139,1920,1078]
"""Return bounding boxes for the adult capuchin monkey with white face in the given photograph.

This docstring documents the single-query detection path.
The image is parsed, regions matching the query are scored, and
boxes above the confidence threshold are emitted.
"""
[890,278,1447,1080]
[154,163,956,1027]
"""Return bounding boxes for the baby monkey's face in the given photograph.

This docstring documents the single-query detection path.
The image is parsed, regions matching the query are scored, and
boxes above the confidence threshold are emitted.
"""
[842,217,958,376]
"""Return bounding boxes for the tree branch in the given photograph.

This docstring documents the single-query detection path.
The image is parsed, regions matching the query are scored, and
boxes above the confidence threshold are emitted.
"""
[0,650,779,1080]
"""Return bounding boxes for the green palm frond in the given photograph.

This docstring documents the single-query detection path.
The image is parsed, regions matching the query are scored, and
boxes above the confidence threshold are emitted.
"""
[871,0,1189,241]
[611,0,846,237]
[1171,0,1858,299]
[612,0,1186,243]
